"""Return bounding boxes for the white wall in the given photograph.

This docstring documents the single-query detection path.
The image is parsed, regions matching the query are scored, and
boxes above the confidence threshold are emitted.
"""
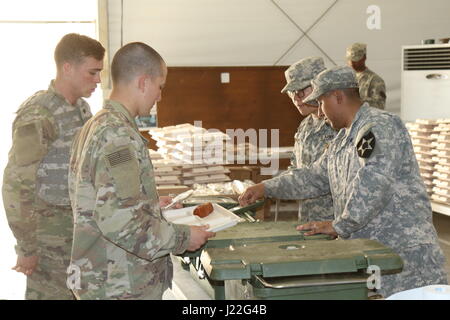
[0,0,100,300]
[106,0,450,115]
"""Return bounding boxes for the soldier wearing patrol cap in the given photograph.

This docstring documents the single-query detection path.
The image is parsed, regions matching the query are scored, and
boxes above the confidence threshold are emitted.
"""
[68,42,215,300]
[239,66,448,298]
[276,57,336,223]
[346,42,386,110]
[2,33,105,300]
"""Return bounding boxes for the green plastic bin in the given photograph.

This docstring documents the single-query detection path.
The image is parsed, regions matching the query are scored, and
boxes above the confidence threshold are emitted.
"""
[201,238,403,300]
[177,220,332,300]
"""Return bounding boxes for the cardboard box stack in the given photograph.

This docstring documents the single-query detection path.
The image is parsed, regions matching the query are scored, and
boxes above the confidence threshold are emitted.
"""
[149,155,187,195]
[148,124,232,191]
[430,119,450,205]
[182,165,231,186]
[406,119,437,196]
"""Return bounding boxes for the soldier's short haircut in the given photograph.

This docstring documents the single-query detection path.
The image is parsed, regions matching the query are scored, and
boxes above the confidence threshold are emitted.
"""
[341,88,360,99]
[54,33,105,67]
[111,42,165,85]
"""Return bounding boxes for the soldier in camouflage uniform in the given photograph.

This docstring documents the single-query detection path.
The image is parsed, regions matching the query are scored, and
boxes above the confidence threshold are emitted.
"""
[239,66,448,297]
[346,43,386,110]
[68,42,215,300]
[2,34,105,299]
[277,57,336,223]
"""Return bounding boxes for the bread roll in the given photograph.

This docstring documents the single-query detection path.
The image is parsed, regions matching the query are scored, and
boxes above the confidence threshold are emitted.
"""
[193,202,214,218]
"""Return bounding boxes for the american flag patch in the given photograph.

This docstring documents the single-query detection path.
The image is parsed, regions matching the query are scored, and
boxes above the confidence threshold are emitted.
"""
[106,148,133,167]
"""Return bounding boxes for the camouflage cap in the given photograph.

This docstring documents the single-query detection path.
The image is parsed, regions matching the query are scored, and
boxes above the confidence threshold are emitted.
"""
[346,43,367,62]
[281,57,326,94]
[303,66,359,104]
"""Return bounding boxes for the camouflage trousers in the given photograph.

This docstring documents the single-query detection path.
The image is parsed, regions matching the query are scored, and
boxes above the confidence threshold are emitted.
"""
[377,243,448,298]
[26,202,74,300]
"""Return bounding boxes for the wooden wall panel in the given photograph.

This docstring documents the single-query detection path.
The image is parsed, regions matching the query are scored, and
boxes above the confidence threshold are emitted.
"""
[157,66,303,147]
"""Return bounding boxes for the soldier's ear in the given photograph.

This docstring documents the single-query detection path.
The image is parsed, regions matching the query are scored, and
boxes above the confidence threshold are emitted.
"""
[137,74,148,93]
[61,62,73,77]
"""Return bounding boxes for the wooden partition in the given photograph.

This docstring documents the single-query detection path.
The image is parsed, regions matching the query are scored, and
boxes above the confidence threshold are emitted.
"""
[156,66,303,148]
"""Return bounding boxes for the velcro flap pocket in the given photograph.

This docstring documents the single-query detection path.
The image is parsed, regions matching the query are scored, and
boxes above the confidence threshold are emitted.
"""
[13,122,47,166]
[106,147,140,200]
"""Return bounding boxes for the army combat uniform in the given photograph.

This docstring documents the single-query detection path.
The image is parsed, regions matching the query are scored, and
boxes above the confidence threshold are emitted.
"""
[356,68,386,110]
[346,43,386,110]
[2,81,92,300]
[264,67,448,297]
[276,57,336,223]
[276,115,336,222]
[69,100,190,300]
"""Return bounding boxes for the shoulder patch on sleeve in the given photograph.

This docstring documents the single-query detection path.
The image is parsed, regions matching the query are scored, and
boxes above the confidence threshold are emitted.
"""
[104,147,140,200]
[106,148,134,167]
[356,131,376,158]
[13,122,47,166]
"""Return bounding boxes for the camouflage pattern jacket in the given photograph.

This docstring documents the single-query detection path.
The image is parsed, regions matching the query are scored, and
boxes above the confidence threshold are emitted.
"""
[356,68,386,110]
[2,81,91,257]
[69,100,190,300]
[273,115,336,222]
[265,103,441,252]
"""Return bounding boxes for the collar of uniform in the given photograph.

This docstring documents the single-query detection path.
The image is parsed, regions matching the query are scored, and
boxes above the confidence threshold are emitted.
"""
[314,116,331,134]
[355,67,369,74]
[103,99,149,144]
[48,80,85,108]
[103,99,138,129]
[345,103,371,141]
[335,102,370,150]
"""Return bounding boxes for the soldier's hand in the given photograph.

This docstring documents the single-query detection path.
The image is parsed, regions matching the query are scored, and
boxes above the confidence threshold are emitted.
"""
[159,195,183,209]
[13,255,39,276]
[296,221,338,239]
[238,183,265,207]
[187,225,216,251]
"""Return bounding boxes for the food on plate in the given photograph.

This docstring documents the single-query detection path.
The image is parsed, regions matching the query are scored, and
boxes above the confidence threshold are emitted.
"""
[193,202,214,218]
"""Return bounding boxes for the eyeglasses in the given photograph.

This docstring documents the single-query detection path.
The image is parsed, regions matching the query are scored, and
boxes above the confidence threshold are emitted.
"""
[287,88,308,99]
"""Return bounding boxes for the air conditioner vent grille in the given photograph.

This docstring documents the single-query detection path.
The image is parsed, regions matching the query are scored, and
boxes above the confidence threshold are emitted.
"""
[404,47,450,70]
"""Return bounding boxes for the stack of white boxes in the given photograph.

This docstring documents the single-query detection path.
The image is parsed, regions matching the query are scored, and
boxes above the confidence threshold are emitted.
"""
[182,165,231,186]
[148,151,187,194]
[148,123,232,188]
[431,120,450,205]
[149,124,205,160]
[406,120,437,196]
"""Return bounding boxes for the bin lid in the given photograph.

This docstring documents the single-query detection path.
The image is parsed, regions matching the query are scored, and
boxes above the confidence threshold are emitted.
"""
[183,195,239,209]
[228,199,265,215]
[180,221,332,258]
[211,221,332,246]
[201,238,403,281]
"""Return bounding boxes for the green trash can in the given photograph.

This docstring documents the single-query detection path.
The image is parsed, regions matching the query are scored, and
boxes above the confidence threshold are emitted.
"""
[177,220,333,300]
[200,238,403,300]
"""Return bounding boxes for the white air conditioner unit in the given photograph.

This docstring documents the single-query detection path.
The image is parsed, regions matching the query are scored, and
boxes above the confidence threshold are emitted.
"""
[401,44,450,122]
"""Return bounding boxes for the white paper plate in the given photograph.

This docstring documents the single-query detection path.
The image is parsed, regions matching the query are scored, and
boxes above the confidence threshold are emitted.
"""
[162,203,244,232]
